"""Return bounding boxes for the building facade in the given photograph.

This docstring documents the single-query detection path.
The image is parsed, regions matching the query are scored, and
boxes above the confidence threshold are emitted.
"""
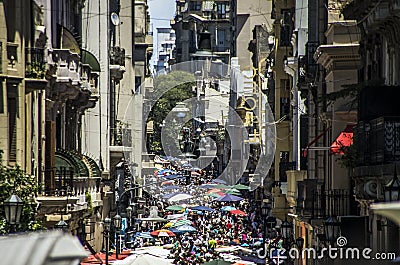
[154,27,176,74]
[172,0,231,64]
[0,0,152,252]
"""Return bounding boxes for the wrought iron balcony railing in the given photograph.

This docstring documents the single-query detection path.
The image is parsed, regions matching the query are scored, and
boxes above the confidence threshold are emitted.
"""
[110,127,132,147]
[25,47,46,79]
[355,117,400,165]
[109,46,125,66]
[297,188,352,219]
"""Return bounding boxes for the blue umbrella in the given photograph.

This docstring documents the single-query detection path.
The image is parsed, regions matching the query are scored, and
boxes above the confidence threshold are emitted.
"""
[136,232,153,239]
[199,184,217,189]
[212,179,227,184]
[161,185,181,190]
[214,194,244,202]
[190,205,216,212]
[163,174,185,180]
[158,169,175,174]
[170,225,197,233]
[221,206,236,211]
[162,192,180,199]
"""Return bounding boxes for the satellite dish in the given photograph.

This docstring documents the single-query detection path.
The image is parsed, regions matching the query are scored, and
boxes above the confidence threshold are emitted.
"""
[111,12,120,26]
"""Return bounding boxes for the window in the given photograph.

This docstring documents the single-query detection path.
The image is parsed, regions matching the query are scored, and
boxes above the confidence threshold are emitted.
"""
[217,2,227,18]
[7,83,18,162]
[280,151,290,162]
[280,97,290,120]
[280,9,293,46]
[135,76,142,93]
[190,1,201,11]
[217,29,225,49]
[0,86,3,113]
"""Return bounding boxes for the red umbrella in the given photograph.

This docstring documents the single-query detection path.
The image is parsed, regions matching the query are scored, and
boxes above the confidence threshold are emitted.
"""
[229,209,247,216]
[150,229,176,237]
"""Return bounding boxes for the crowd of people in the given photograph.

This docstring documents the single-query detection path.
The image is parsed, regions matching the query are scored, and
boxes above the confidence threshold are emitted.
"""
[126,157,282,265]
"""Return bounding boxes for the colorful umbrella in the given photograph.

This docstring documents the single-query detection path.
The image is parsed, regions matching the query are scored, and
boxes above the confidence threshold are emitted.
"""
[170,225,197,233]
[135,232,153,239]
[233,184,250,190]
[165,205,184,211]
[150,229,176,237]
[229,209,247,216]
[221,206,236,211]
[225,189,241,195]
[190,205,215,212]
[162,192,181,199]
[206,193,223,198]
[168,193,193,202]
[212,179,227,184]
[225,188,240,193]
[171,219,192,227]
[214,184,232,189]
[206,189,223,194]
[199,184,217,189]
[161,180,174,186]
[214,194,244,202]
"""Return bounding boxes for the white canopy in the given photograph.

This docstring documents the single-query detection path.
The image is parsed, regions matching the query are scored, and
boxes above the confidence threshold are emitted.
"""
[0,230,89,265]
[113,254,173,265]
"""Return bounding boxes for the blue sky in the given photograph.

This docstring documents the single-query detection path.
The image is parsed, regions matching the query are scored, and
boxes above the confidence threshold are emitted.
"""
[148,0,176,31]
[148,0,176,68]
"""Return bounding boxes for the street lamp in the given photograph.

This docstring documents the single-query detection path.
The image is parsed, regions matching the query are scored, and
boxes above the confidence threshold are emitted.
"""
[104,217,112,265]
[174,102,190,119]
[113,214,122,258]
[384,165,400,202]
[324,216,341,244]
[281,220,292,239]
[126,206,132,224]
[3,194,24,232]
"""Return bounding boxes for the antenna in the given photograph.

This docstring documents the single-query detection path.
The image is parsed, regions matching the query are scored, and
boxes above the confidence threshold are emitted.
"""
[111,12,120,26]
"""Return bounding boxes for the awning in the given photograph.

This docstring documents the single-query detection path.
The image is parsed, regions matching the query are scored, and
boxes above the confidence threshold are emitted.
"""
[55,149,101,178]
[81,49,101,72]
[58,24,80,54]
[330,125,355,154]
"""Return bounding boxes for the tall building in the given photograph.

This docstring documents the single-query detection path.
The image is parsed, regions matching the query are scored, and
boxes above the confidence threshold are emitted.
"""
[342,0,400,255]
[154,27,176,74]
[172,0,231,64]
[0,0,152,252]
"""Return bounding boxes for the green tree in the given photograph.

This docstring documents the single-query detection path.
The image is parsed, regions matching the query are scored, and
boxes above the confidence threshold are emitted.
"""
[0,151,43,233]
[148,71,195,153]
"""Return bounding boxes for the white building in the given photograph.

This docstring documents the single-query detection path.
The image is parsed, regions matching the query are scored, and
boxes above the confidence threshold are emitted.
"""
[154,27,176,74]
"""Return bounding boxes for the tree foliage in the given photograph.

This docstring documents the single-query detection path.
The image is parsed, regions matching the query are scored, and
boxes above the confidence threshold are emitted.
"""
[148,71,195,153]
[0,150,43,233]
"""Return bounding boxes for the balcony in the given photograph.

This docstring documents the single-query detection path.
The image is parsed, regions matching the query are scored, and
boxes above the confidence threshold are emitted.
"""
[109,124,132,157]
[109,46,125,81]
[25,47,48,91]
[39,166,102,213]
[297,187,352,219]
[355,117,400,165]
[109,46,125,66]
[25,47,46,79]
